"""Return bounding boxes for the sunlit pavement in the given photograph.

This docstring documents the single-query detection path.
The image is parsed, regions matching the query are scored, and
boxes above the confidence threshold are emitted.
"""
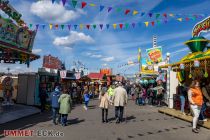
[0,99,210,140]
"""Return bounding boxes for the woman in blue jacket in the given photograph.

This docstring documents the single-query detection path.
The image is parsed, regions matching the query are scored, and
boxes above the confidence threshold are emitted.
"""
[83,89,90,110]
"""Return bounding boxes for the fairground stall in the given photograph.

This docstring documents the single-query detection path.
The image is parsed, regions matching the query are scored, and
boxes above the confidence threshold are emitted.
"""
[0,0,39,106]
[160,16,210,118]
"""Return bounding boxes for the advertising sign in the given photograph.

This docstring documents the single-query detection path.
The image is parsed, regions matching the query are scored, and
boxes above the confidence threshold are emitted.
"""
[60,70,67,79]
[100,69,112,75]
[192,16,210,37]
[146,47,162,63]
[0,16,36,52]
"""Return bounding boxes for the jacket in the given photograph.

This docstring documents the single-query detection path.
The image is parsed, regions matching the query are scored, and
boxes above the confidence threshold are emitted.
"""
[58,94,72,114]
[99,93,109,109]
[112,86,128,107]
[108,87,114,97]
[84,93,90,102]
[51,91,60,108]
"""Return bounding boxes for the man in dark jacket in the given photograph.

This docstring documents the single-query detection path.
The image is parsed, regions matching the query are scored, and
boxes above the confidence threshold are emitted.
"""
[39,88,48,112]
[51,86,61,125]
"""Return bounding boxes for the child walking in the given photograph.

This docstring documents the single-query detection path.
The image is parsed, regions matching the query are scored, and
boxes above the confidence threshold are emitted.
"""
[99,87,109,123]
[83,89,90,110]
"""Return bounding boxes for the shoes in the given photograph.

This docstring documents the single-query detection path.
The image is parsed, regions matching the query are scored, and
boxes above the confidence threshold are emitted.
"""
[192,128,199,133]
[83,106,88,110]
[105,119,108,123]
[199,119,208,122]
[181,112,186,115]
[116,119,120,124]
[102,120,105,123]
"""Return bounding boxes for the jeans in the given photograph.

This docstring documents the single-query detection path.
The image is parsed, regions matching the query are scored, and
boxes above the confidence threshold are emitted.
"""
[115,106,124,122]
[190,105,201,129]
[199,102,207,120]
[148,97,154,105]
[102,108,108,121]
[85,101,89,107]
[135,97,139,105]
[52,107,61,124]
[180,96,185,113]
[61,114,68,126]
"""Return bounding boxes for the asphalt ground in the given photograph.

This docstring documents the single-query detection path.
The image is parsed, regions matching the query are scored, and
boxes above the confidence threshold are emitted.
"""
[0,99,210,140]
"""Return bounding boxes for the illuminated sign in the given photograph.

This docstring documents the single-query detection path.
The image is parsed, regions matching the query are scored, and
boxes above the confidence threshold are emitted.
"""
[146,47,162,63]
[192,16,210,37]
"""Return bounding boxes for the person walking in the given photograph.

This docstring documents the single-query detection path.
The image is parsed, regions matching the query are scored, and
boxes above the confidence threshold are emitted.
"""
[51,86,61,125]
[39,88,48,112]
[99,87,109,123]
[83,88,90,110]
[147,85,155,105]
[177,83,188,115]
[112,82,128,124]
[199,82,210,121]
[188,80,203,133]
[58,88,72,126]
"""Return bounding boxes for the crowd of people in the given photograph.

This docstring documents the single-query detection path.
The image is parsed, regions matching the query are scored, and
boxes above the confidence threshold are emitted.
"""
[38,79,209,134]
[177,79,210,133]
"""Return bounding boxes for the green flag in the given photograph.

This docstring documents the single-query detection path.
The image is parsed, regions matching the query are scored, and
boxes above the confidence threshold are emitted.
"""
[72,0,77,8]
[93,24,96,29]
[125,23,129,29]
[61,25,64,30]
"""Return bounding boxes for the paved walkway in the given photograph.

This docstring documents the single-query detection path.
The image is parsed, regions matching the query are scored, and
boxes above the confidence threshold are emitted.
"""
[0,99,210,140]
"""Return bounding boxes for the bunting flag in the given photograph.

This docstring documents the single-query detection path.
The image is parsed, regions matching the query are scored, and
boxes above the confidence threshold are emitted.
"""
[86,24,90,29]
[113,24,117,29]
[169,13,174,17]
[106,24,110,29]
[36,24,39,30]
[133,10,138,15]
[108,7,112,13]
[29,24,33,29]
[55,24,59,29]
[132,23,135,28]
[117,8,122,12]
[144,22,149,27]
[163,13,167,18]
[52,0,56,4]
[49,24,53,30]
[68,24,71,30]
[93,24,96,29]
[81,2,87,8]
[186,17,189,21]
[42,24,46,29]
[177,18,183,22]
[119,24,123,29]
[141,12,145,16]
[74,25,78,29]
[90,3,96,7]
[125,23,129,29]
[80,24,83,29]
[62,0,67,6]
[72,0,77,8]
[100,5,105,12]
[149,13,153,17]
[125,9,130,15]
[99,24,103,30]
[151,21,155,26]
[157,20,161,25]
[156,13,160,19]
[164,20,168,24]
[61,24,64,30]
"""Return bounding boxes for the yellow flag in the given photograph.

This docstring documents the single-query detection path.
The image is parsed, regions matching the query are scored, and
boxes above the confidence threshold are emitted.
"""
[113,24,117,29]
[177,18,183,22]
[169,14,174,17]
[49,24,53,30]
[144,22,149,27]
[89,3,96,6]
[80,24,83,29]
[133,10,138,15]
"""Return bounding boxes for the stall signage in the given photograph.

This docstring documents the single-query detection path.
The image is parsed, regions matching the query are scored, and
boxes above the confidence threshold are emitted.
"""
[0,0,24,26]
[146,47,162,63]
[192,16,210,37]
[0,16,36,52]
[180,63,185,69]
[194,60,200,67]
[100,69,112,75]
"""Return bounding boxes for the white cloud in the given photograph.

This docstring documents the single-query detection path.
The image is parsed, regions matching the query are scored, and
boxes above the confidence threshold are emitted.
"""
[30,1,86,23]
[53,31,94,47]
[32,49,42,54]
[90,54,102,58]
[101,57,115,62]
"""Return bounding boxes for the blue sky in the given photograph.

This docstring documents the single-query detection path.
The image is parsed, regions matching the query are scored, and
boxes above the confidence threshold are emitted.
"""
[0,0,210,75]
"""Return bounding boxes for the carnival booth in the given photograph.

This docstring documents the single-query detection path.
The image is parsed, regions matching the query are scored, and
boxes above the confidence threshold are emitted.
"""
[161,16,210,117]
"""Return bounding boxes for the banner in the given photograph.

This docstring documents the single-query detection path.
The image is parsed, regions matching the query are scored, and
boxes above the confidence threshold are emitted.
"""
[192,16,210,37]
[146,47,162,63]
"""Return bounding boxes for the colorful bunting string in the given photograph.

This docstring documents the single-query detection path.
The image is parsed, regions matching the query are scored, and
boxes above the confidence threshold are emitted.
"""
[27,16,200,31]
